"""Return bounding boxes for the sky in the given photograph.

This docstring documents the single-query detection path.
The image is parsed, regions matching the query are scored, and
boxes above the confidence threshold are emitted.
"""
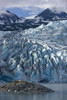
[0,0,67,18]
[0,0,67,12]
[7,7,43,19]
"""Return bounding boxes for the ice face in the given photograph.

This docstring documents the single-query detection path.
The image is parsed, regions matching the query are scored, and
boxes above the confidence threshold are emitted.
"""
[0,20,67,83]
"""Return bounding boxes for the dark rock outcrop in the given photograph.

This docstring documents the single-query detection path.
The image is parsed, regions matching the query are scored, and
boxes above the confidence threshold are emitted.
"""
[0,81,54,93]
[35,8,67,21]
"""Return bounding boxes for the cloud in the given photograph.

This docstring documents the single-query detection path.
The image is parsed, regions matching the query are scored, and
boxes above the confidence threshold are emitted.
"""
[26,15,36,19]
[0,0,45,8]
[0,0,67,12]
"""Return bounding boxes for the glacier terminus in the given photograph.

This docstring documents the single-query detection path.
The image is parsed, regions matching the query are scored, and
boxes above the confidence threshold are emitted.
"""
[0,20,67,83]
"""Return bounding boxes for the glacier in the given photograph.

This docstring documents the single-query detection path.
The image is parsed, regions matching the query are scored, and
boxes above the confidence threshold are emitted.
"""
[0,20,67,83]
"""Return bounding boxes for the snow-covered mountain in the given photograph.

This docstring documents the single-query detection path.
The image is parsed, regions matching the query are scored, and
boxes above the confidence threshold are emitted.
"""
[0,8,67,31]
[35,8,67,21]
[0,20,67,83]
[0,10,25,24]
[0,10,28,31]
[0,9,48,31]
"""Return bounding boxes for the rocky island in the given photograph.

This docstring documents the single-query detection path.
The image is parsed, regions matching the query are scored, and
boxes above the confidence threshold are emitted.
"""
[0,81,54,93]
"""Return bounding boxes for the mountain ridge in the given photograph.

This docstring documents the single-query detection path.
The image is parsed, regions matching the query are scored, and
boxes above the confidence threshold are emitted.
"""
[0,8,67,31]
[35,8,67,21]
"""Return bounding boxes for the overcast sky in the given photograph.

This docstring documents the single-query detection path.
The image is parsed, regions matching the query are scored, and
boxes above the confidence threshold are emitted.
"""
[0,0,67,12]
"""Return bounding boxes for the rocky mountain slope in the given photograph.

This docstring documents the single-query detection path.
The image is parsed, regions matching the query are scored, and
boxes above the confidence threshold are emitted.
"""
[35,8,67,21]
[0,8,67,31]
[0,10,27,31]
[0,10,26,24]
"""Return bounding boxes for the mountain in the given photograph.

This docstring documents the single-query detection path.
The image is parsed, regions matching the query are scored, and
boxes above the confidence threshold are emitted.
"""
[0,10,29,31]
[0,10,25,24]
[0,10,47,31]
[25,8,67,27]
[0,8,67,31]
[35,8,67,21]
[0,20,67,82]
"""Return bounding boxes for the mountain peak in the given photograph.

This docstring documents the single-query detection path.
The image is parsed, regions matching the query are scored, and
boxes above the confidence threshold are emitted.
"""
[36,8,67,21]
[0,9,24,26]
[43,8,51,12]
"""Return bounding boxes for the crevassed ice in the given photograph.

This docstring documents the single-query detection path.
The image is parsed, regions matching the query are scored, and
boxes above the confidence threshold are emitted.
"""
[0,20,67,82]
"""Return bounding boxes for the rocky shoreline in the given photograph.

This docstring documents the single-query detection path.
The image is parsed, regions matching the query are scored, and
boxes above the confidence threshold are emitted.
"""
[0,81,54,93]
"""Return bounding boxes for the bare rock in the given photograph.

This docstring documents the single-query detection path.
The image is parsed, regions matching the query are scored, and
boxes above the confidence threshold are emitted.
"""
[0,81,54,93]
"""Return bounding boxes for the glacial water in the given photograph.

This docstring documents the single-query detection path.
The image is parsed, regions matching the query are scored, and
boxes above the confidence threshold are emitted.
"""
[0,83,67,100]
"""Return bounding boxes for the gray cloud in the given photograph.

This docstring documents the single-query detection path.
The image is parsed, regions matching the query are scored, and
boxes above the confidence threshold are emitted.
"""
[0,0,67,12]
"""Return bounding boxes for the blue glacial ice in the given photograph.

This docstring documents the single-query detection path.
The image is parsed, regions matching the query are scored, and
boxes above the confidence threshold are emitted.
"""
[0,20,67,82]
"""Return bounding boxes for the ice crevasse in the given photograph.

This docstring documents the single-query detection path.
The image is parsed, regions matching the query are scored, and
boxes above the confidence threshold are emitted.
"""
[0,20,67,83]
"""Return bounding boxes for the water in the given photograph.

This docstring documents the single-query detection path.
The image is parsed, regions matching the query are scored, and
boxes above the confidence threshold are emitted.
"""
[0,83,67,100]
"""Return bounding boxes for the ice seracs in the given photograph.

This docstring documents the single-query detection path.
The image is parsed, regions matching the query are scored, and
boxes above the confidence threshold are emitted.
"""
[0,20,67,83]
